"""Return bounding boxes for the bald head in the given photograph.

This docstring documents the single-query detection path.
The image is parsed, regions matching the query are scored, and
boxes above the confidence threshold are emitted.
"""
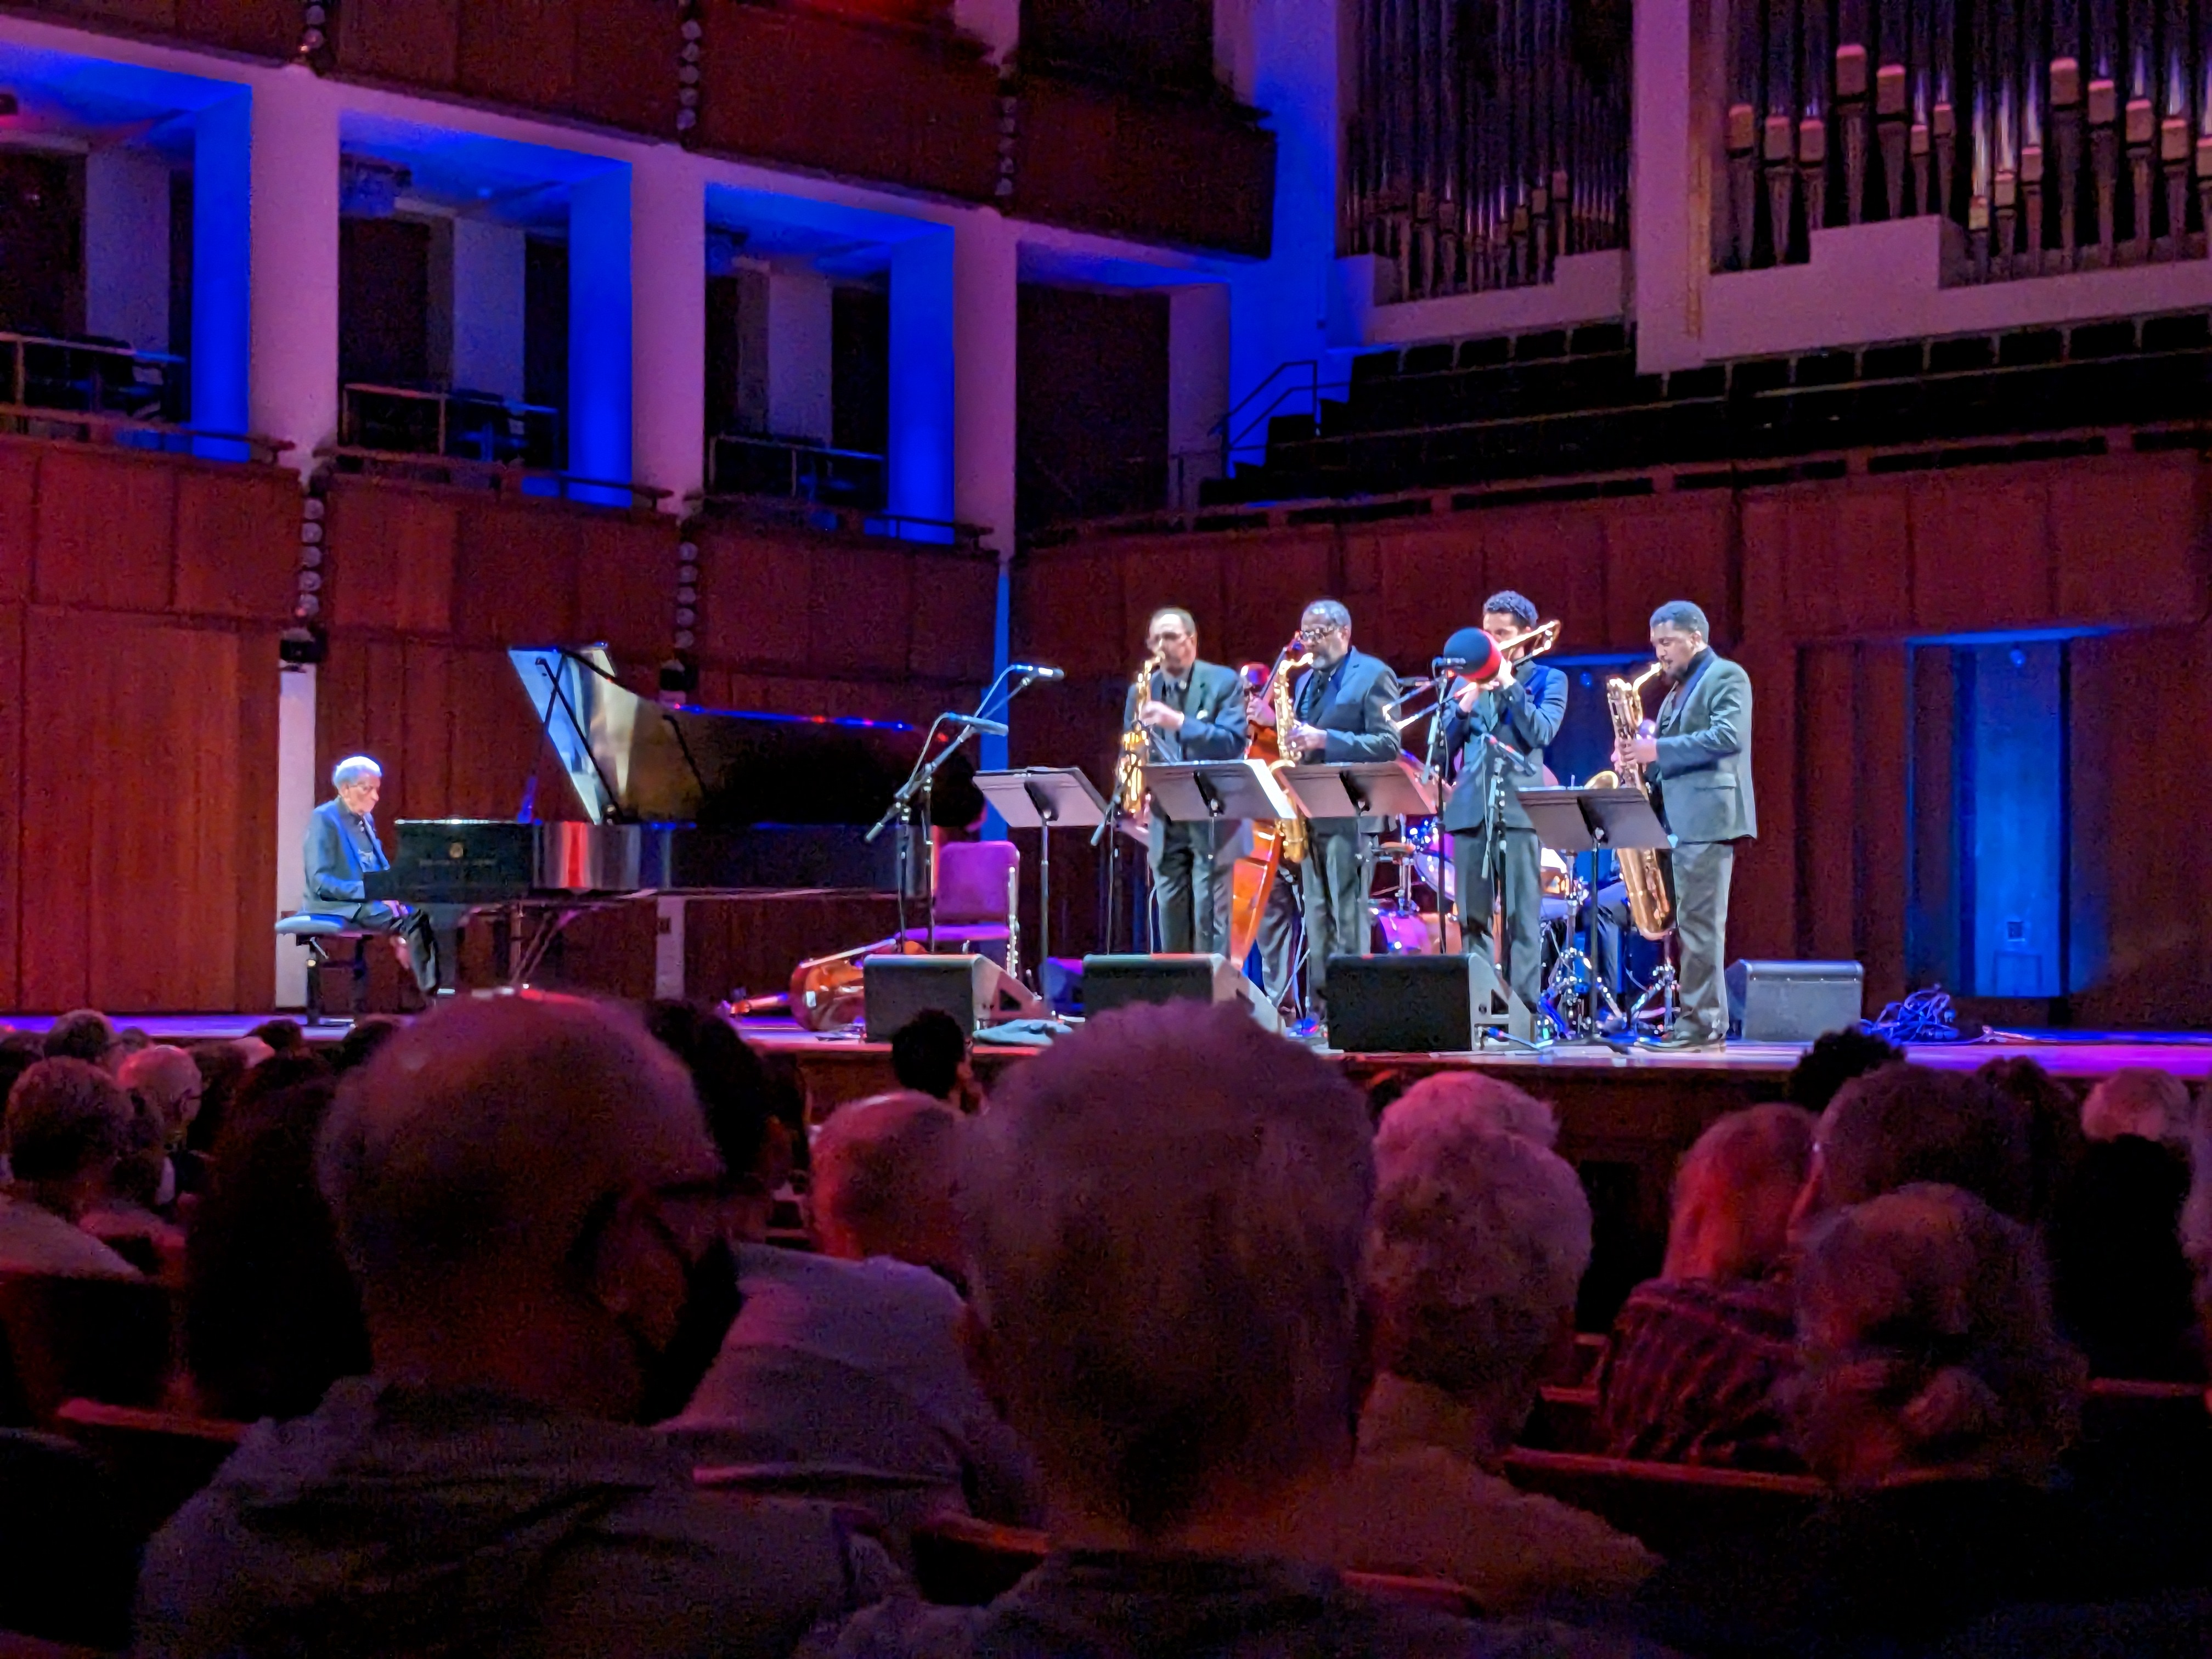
[319,994,715,1304]
[119,1045,202,1141]
[811,1091,964,1274]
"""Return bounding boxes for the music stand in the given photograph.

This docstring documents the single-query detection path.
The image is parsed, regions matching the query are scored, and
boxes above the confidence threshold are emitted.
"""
[1144,759,1296,827]
[1520,786,1675,1038]
[974,768,1108,1007]
[1276,760,1440,822]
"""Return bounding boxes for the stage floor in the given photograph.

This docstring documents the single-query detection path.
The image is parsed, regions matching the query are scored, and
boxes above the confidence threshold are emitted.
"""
[10,1006,2209,1082]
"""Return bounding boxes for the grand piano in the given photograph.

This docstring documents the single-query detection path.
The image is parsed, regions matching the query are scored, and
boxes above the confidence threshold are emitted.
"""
[364,646,928,986]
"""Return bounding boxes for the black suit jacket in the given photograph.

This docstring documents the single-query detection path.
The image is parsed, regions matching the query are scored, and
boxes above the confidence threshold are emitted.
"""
[1290,647,1402,836]
[1439,659,1567,833]
[1123,659,1251,855]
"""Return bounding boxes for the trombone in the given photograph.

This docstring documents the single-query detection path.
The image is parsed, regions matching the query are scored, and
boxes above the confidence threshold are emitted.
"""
[1389,618,1561,736]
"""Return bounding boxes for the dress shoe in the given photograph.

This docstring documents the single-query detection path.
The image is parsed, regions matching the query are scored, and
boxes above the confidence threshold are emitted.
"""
[1650,1026,1725,1053]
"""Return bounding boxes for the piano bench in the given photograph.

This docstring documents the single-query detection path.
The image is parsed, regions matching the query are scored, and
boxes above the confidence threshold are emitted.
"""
[274,916,375,1026]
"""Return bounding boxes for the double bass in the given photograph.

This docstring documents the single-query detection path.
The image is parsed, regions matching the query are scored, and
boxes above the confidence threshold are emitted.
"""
[1226,641,1311,969]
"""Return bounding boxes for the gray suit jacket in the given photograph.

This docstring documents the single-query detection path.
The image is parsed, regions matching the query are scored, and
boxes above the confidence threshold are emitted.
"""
[1125,658,1250,856]
[302,798,387,913]
[1439,659,1567,833]
[1291,648,1402,836]
[1648,650,1757,844]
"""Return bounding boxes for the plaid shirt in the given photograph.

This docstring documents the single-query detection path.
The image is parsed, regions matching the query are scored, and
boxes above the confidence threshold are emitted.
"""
[1594,1274,1804,1471]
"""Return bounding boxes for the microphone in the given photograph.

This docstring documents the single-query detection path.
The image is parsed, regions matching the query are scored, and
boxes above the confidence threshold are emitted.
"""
[1484,734,1539,777]
[1438,627,1503,686]
[1011,662,1065,681]
[946,714,1009,736]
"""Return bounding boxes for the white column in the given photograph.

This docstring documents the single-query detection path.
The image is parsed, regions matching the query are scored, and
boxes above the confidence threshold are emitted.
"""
[247,66,341,464]
[84,149,171,354]
[569,166,635,493]
[1632,0,1712,374]
[274,664,318,1006]
[888,228,956,527]
[450,218,527,399]
[629,149,704,507]
[952,207,1018,554]
[1169,284,1230,508]
[765,266,833,444]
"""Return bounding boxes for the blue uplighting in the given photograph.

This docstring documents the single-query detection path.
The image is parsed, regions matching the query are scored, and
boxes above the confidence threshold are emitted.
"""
[191,92,250,449]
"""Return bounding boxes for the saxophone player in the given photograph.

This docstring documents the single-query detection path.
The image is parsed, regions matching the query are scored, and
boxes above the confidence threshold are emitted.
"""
[1438,591,1567,1024]
[1125,608,1249,953]
[1613,601,1757,1052]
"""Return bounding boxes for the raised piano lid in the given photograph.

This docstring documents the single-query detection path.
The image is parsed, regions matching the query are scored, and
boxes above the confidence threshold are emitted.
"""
[506,646,926,828]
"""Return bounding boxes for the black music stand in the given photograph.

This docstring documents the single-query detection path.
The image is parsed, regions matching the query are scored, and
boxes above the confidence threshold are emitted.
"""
[1144,759,1296,828]
[974,768,1107,1006]
[1520,786,1675,1036]
[1275,759,1440,822]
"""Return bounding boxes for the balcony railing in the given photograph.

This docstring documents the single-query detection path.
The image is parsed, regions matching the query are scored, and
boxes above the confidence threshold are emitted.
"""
[0,331,182,422]
[706,431,888,510]
[340,383,565,471]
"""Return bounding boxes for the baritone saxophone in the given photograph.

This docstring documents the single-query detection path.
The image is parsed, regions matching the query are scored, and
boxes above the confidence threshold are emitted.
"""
[1587,661,1674,942]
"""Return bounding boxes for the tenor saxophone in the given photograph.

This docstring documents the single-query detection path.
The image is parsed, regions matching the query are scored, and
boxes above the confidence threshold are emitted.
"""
[1588,661,1674,941]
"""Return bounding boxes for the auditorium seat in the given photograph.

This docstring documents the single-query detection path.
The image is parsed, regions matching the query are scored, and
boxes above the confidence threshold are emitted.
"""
[0,1432,136,1650]
[0,1274,173,1429]
[50,1401,244,1537]
[1498,1447,1824,1557]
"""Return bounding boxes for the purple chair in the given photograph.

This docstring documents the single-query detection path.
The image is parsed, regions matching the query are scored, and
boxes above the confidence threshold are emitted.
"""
[903,840,1019,961]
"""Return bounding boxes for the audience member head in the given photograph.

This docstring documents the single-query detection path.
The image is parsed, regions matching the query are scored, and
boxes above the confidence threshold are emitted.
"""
[1384,1070,1558,1148]
[5,1059,136,1221]
[118,1046,203,1148]
[248,1018,306,1056]
[232,1049,332,1129]
[106,1090,174,1211]
[811,1091,964,1278]
[641,1000,783,1239]
[1361,1067,1414,1124]
[321,994,730,1424]
[2080,1067,2191,1147]
[43,1009,119,1071]
[186,1077,369,1422]
[114,1027,150,1060]
[0,1031,45,1111]
[1788,1184,2083,1490]
[1785,1026,1904,1113]
[889,1009,974,1108]
[184,1041,254,1159]
[1795,1064,2032,1239]
[1979,1057,2085,1225]
[1364,1098,1592,1458]
[331,1015,403,1075]
[1664,1103,1816,1283]
[962,1003,1372,1545]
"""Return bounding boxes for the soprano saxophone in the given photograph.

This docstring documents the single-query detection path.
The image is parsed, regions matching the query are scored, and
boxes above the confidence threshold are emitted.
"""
[1589,661,1674,941]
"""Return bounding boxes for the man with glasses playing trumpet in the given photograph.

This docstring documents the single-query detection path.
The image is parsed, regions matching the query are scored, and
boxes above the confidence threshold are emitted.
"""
[1437,591,1567,1027]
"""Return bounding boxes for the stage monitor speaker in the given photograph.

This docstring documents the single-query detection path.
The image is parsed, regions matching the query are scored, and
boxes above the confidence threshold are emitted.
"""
[1726,960,1865,1042]
[1080,954,1280,1032]
[1324,953,1533,1052]
[864,954,1037,1040]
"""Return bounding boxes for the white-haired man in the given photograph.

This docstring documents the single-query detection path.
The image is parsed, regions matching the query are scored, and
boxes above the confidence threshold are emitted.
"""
[137,994,897,1658]
[815,1004,1657,1658]
[1286,1097,1655,1613]
[303,755,437,998]
[668,1090,1042,1531]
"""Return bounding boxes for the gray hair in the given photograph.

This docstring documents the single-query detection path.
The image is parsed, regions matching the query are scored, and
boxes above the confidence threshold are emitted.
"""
[5,1058,134,1184]
[811,1090,963,1263]
[1302,599,1352,633]
[1482,590,1539,629]
[318,994,714,1300]
[1365,1104,1591,1406]
[2080,1068,2191,1146]
[331,755,382,789]
[1649,600,1710,640]
[1385,1070,1559,1148]
[1788,1184,2083,1486]
[1147,607,1197,638]
[961,1002,1372,1537]
[1814,1064,2033,1221]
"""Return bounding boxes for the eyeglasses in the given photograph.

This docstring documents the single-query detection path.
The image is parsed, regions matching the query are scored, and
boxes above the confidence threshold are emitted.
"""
[1298,624,1344,643]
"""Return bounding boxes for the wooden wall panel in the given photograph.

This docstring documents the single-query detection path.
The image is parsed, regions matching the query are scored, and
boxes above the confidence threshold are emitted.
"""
[1488,506,1609,652]
[697,528,812,670]
[1015,544,1131,679]
[456,0,575,113]
[173,466,298,623]
[454,501,580,645]
[1115,539,1224,660]
[1604,494,1734,649]
[576,515,676,664]
[1359,520,1484,670]
[2051,454,2206,625]
[34,450,176,612]
[1218,528,1338,668]
[0,605,20,1009]
[1909,473,2051,634]
[336,0,461,89]
[806,543,915,678]
[571,0,680,132]
[1855,646,1909,1007]
[0,446,36,603]
[1796,646,1859,961]
[325,479,459,636]
[1727,640,1796,961]
[908,552,999,684]
[1741,482,1910,641]
[172,0,300,56]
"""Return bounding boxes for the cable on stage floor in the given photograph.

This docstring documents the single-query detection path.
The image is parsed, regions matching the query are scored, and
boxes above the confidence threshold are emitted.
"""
[1864,987,1984,1045]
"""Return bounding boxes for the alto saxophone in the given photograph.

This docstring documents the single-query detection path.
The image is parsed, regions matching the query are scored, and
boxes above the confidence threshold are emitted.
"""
[1589,661,1675,941]
[1113,651,1164,819]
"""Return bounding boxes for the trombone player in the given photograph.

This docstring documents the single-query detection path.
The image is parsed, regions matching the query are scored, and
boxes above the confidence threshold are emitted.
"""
[1438,590,1566,1024]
